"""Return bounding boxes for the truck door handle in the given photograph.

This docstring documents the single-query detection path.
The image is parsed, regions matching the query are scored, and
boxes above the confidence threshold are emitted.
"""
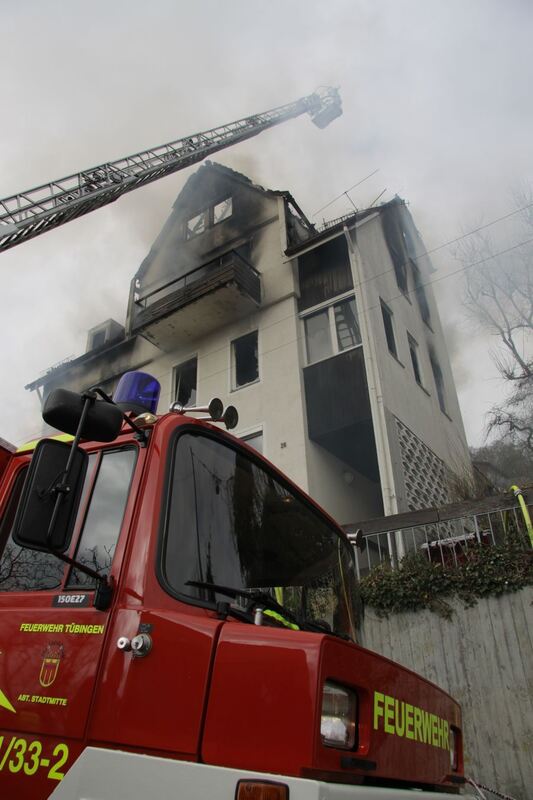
[117,633,152,658]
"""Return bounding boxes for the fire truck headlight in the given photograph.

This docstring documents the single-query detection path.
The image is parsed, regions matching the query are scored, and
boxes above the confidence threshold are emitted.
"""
[450,727,458,770]
[320,681,357,749]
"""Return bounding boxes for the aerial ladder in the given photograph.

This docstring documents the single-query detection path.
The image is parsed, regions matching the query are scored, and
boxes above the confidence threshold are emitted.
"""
[0,88,341,253]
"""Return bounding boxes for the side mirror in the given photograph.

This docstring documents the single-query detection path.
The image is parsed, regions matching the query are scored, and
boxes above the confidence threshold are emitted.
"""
[13,439,88,553]
[43,389,123,442]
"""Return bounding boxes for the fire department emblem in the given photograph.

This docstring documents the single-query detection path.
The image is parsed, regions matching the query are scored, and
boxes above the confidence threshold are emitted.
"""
[39,642,64,688]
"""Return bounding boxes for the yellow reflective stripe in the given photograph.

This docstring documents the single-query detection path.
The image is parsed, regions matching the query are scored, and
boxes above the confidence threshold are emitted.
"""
[16,434,74,454]
[263,609,299,630]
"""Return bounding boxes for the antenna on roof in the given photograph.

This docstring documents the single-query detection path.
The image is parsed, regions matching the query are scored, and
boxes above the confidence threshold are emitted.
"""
[368,188,387,207]
[312,169,379,217]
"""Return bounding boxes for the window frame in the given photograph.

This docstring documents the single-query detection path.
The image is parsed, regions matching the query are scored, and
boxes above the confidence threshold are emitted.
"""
[185,209,208,240]
[213,197,233,225]
[407,332,423,387]
[429,350,447,414]
[185,196,233,240]
[155,424,353,613]
[66,445,138,588]
[300,290,362,366]
[380,299,398,359]
[0,444,139,594]
[231,330,260,391]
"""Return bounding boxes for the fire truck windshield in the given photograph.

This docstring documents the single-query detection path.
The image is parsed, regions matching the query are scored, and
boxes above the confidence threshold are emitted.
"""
[162,432,360,640]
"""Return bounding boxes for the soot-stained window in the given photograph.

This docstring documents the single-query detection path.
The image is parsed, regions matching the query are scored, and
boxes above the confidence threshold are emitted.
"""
[232,331,259,389]
[429,350,447,414]
[298,237,353,311]
[412,262,431,325]
[174,357,198,408]
[185,197,232,240]
[381,300,397,358]
[186,210,208,239]
[408,333,423,386]
[213,197,232,224]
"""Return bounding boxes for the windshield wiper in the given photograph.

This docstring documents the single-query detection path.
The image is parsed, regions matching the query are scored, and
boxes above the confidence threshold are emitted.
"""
[186,580,329,634]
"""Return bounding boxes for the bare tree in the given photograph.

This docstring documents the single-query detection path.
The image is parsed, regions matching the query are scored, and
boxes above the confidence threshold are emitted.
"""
[455,185,533,449]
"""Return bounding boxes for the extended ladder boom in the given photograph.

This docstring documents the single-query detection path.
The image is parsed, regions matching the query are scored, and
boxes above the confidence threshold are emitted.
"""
[0,88,341,253]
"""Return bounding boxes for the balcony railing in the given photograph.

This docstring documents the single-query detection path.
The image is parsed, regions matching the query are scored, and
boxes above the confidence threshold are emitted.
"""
[130,251,261,346]
[345,490,532,578]
[134,250,260,312]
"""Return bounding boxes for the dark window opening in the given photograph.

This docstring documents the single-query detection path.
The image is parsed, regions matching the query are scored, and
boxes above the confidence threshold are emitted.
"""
[174,357,198,408]
[90,329,106,350]
[408,334,422,386]
[381,201,416,295]
[298,237,353,311]
[381,301,397,357]
[430,351,447,413]
[232,331,259,388]
[411,262,431,325]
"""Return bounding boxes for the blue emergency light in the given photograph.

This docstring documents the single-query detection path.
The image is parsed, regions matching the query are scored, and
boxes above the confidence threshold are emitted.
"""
[113,371,161,415]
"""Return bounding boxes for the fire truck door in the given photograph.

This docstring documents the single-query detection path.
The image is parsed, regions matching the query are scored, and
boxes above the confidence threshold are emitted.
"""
[0,446,139,798]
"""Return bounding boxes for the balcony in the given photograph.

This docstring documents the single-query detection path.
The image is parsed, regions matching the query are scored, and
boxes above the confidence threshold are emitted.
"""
[131,251,261,349]
[303,347,379,481]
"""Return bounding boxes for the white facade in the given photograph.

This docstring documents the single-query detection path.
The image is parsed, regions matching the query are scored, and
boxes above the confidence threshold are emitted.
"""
[29,164,470,528]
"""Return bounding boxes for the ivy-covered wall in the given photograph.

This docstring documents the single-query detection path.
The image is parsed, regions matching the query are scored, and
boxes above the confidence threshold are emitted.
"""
[359,537,532,619]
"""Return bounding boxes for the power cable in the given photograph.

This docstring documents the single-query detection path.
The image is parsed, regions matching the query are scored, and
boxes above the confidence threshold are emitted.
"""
[139,236,533,399]
[22,200,533,435]
[335,199,533,292]
[312,169,379,216]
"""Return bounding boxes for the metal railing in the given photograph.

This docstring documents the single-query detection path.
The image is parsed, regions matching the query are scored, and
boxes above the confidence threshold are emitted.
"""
[348,499,532,579]
[133,250,260,310]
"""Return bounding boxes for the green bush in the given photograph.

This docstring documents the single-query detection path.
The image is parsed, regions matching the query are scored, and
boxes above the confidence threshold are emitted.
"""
[360,536,533,619]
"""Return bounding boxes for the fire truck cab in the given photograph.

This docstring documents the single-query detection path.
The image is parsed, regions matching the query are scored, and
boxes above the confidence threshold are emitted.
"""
[0,372,463,799]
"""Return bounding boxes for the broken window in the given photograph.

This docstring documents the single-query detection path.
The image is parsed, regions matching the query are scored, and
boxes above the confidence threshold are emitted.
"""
[232,331,259,389]
[380,301,397,358]
[429,350,447,413]
[408,333,423,386]
[411,262,431,325]
[303,295,362,365]
[186,210,208,239]
[381,202,410,294]
[174,357,198,407]
[213,197,232,224]
[298,237,353,311]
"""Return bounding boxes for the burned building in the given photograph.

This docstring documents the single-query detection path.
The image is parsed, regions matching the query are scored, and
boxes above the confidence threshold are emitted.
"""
[27,162,470,528]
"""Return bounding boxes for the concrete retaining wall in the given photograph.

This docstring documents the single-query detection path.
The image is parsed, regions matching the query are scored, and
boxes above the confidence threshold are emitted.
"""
[359,586,533,799]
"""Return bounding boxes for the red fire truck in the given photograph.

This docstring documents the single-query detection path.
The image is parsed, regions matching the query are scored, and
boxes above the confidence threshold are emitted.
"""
[0,371,463,799]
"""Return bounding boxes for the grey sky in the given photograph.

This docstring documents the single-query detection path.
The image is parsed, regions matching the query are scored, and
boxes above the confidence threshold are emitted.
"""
[2,0,532,446]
